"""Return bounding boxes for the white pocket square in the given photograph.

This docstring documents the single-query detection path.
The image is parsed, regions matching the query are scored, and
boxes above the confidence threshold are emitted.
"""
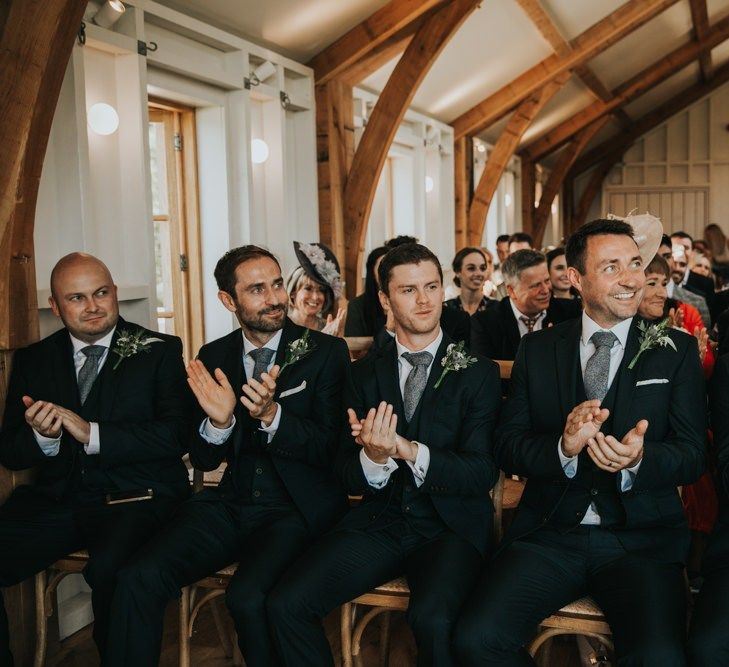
[279,381,307,398]
[635,378,669,386]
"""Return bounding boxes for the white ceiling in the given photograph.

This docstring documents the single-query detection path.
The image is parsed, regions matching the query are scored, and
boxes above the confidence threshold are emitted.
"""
[154,0,729,162]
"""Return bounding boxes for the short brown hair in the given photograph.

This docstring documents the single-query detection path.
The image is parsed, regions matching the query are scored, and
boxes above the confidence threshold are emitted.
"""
[378,243,443,296]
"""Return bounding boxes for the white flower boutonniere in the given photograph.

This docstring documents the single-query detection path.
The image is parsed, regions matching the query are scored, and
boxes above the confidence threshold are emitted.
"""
[628,318,676,370]
[279,329,316,374]
[112,329,164,370]
[434,341,477,388]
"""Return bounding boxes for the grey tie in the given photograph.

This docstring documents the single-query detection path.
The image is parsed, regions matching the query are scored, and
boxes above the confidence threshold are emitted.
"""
[78,345,105,404]
[248,347,275,382]
[584,331,618,402]
[402,351,433,422]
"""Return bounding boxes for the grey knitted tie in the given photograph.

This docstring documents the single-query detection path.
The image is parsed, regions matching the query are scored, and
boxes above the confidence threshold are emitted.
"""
[78,345,105,404]
[402,351,433,421]
[584,331,618,402]
[248,347,275,382]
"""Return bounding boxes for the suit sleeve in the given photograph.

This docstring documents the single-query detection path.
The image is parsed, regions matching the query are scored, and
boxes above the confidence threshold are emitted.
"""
[266,338,349,468]
[420,361,501,496]
[493,340,567,479]
[711,356,729,499]
[630,336,706,491]
[0,348,57,469]
[97,337,190,467]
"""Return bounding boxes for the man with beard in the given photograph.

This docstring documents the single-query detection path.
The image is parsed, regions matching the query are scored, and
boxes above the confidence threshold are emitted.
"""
[0,253,189,665]
[268,243,501,667]
[106,246,349,666]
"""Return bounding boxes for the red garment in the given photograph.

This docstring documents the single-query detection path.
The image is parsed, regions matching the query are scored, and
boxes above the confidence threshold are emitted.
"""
[678,302,714,379]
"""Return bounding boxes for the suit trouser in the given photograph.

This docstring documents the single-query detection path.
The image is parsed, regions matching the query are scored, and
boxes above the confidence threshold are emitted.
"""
[106,489,310,667]
[687,565,729,666]
[0,487,178,666]
[454,524,687,667]
[268,521,483,667]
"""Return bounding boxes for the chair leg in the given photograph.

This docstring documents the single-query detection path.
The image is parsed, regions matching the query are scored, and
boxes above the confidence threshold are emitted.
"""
[210,597,234,659]
[340,603,353,667]
[378,611,391,667]
[34,571,48,667]
[179,586,190,667]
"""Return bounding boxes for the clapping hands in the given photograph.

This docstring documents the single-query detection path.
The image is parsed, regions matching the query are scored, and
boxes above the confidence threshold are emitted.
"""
[347,402,417,464]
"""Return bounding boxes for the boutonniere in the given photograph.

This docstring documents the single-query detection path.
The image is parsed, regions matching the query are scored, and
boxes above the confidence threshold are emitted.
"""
[112,329,164,370]
[434,341,477,388]
[628,318,676,370]
[279,329,315,374]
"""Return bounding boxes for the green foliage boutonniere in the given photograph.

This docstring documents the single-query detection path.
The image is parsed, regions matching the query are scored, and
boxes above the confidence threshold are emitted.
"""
[112,329,164,370]
[279,329,315,374]
[628,318,677,370]
[434,341,477,388]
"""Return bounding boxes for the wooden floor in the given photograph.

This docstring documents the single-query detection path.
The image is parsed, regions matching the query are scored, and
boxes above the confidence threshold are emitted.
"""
[45,602,584,666]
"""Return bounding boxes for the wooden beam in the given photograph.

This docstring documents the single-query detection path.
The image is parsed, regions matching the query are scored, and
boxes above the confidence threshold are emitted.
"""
[572,57,729,176]
[466,73,569,246]
[307,0,445,85]
[315,80,354,271]
[523,15,729,160]
[571,158,618,232]
[689,0,713,81]
[452,0,679,139]
[521,158,536,237]
[532,117,610,245]
[342,0,478,297]
[454,136,473,250]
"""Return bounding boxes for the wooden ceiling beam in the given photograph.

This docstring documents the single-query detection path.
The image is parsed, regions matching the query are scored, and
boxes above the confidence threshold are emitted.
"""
[466,73,569,246]
[572,56,729,176]
[532,116,610,245]
[452,0,679,139]
[307,0,446,85]
[342,0,478,296]
[689,0,713,81]
[522,14,729,161]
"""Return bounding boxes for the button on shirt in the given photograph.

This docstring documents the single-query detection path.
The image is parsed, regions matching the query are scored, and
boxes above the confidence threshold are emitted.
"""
[558,313,642,524]
[201,329,283,445]
[34,327,117,457]
[359,330,443,489]
[510,300,547,337]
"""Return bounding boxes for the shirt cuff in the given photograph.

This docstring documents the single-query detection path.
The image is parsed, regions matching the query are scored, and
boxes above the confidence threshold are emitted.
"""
[200,416,236,445]
[406,442,430,488]
[84,422,100,455]
[558,437,578,478]
[33,429,61,457]
[359,449,397,489]
[620,458,642,492]
[259,403,281,443]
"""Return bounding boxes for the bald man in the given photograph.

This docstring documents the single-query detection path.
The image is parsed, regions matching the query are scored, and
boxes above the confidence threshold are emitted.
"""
[0,253,190,665]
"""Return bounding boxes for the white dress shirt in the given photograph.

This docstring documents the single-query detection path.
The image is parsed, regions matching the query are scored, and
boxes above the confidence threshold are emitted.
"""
[359,330,443,489]
[200,329,283,445]
[34,327,117,457]
[510,300,547,337]
[558,313,642,525]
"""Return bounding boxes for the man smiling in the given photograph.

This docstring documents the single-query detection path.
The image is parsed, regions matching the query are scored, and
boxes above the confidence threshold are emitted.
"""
[456,219,706,665]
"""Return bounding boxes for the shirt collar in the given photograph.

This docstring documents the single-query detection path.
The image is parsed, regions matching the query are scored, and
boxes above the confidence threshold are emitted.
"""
[241,328,283,357]
[69,326,116,356]
[580,312,632,349]
[510,299,547,323]
[395,328,443,362]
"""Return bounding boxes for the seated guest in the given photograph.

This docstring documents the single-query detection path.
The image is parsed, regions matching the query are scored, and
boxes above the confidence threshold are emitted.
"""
[546,247,578,300]
[688,354,729,665]
[106,246,350,667]
[268,243,501,667]
[345,245,390,337]
[671,230,716,317]
[479,247,499,298]
[691,252,715,284]
[444,246,495,315]
[286,241,346,336]
[669,242,712,326]
[492,233,511,288]
[508,231,533,254]
[0,253,190,665]
[471,249,581,361]
[455,218,706,666]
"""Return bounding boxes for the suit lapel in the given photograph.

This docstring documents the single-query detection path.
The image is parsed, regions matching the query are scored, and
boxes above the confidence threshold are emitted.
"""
[611,318,641,438]
[52,332,82,412]
[273,318,301,391]
[374,341,405,432]
[502,300,521,355]
[555,318,582,421]
[409,334,451,445]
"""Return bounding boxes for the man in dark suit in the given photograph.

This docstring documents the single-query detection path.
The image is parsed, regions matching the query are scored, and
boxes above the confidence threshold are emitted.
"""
[688,354,729,664]
[106,246,349,667]
[669,232,715,324]
[456,219,706,665]
[471,249,581,361]
[0,253,189,665]
[268,243,501,667]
